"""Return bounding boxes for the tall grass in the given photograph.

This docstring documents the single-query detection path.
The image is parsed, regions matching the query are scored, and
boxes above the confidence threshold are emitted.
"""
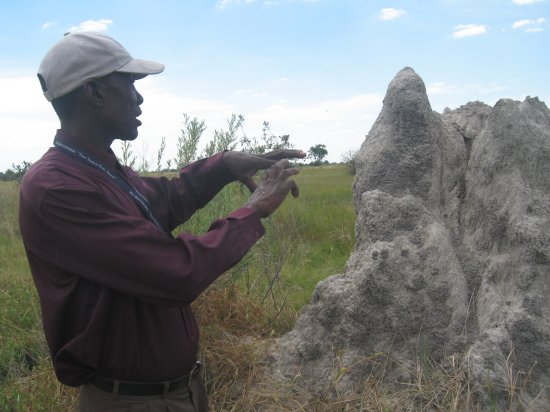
[181,165,355,313]
[0,165,355,410]
[0,182,78,410]
[0,182,42,379]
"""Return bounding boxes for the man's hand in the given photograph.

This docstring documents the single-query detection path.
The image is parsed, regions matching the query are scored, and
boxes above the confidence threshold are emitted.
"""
[223,149,305,192]
[244,159,300,218]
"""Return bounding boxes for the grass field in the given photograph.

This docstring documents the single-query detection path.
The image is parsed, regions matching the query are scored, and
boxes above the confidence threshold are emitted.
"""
[0,165,516,411]
[0,165,357,410]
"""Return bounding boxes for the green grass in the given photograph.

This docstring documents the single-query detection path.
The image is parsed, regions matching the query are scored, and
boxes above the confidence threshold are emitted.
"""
[0,182,43,377]
[179,165,355,313]
[0,182,69,411]
[0,165,355,410]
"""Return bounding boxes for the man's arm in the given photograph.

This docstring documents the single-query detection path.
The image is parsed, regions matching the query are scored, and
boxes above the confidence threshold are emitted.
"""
[139,153,236,231]
[139,150,305,230]
[33,157,301,306]
[37,185,264,306]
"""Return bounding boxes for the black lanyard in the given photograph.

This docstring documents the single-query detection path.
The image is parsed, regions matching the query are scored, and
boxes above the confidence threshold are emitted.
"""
[54,139,171,237]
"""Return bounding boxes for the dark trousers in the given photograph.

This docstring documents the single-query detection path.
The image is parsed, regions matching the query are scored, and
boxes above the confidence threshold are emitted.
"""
[79,375,208,412]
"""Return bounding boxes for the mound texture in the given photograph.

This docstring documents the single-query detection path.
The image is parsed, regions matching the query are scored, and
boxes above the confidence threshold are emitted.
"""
[272,67,550,409]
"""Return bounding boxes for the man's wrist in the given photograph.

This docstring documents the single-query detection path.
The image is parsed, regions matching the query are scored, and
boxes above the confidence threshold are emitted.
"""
[243,202,262,217]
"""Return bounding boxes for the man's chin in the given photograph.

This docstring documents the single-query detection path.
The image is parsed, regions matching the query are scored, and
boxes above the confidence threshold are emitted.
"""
[119,133,139,142]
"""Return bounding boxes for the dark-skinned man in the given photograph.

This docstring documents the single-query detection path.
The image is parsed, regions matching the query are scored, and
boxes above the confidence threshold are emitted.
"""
[19,31,305,412]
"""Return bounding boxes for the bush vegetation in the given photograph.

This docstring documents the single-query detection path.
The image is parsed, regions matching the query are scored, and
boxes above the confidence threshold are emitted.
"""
[0,162,32,183]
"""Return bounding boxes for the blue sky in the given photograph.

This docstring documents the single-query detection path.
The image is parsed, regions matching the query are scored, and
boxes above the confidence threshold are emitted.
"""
[1,0,548,170]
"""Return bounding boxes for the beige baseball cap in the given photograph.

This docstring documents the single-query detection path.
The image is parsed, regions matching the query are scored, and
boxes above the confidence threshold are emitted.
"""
[38,31,165,101]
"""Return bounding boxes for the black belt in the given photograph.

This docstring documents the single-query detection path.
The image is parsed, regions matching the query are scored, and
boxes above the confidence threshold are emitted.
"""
[91,361,202,396]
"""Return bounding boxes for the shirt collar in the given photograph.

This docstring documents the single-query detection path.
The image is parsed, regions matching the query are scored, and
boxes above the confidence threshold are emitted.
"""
[54,129,121,173]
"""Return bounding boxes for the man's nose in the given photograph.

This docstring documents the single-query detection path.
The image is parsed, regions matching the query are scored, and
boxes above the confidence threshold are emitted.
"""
[136,89,144,105]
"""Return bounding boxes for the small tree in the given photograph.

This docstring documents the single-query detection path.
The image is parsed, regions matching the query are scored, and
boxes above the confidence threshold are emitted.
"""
[308,144,328,165]
[240,120,294,154]
[137,142,151,173]
[156,136,166,172]
[119,141,136,168]
[0,161,32,182]
[341,148,358,175]
[203,114,242,157]
[175,113,206,169]
[15,161,32,181]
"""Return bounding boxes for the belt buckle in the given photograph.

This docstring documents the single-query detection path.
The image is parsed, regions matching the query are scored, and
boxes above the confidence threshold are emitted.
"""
[187,360,202,387]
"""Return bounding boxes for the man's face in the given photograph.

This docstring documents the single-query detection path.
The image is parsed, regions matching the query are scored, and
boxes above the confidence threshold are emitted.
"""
[98,73,144,141]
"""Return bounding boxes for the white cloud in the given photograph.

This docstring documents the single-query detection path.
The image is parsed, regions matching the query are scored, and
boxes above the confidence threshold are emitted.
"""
[0,72,58,170]
[512,0,543,4]
[41,21,56,29]
[512,19,532,28]
[451,24,487,39]
[69,19,113,33]
[512,17,546,31]
[378,8,407,21]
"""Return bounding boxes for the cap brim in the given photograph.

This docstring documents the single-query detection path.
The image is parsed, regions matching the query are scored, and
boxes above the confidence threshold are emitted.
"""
[115,58,165,78]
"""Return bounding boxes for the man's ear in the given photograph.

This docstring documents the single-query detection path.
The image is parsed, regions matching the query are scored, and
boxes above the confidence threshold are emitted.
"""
[82,80,104,108]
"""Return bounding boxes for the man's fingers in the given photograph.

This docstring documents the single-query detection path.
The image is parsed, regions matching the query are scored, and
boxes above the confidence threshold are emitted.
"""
[267,160,299,181]
[251,150,305,172]
[261,149,306,161]
[245,159,301,218]
[266,159,289,177]
[254,157,276,170]
[273,161,300,198]
[283,167,300,178]
[275,158,290,169]
[241,176,257,193]
[289,180,300,198]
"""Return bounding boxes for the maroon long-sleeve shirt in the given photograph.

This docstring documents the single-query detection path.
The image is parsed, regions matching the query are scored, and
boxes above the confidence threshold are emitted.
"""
[19,130,264,387]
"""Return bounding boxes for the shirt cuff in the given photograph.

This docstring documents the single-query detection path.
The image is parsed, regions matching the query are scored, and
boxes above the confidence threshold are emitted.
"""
[228,207,265,238]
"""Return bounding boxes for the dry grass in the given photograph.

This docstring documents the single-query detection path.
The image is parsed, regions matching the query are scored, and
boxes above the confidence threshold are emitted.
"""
[193,285,485,412]
[192,281,547,411]
[1,359,79,411]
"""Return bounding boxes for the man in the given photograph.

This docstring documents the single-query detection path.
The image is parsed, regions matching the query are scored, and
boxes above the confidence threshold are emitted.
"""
[19,31,304,411]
